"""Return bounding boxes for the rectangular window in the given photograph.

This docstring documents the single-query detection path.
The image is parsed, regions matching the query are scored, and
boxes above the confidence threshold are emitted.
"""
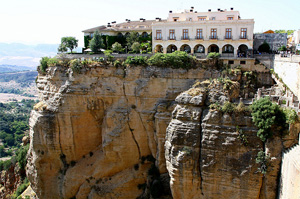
[198,17,206,21]
[212,17,216,20]
[240,61,246,65]
[211,28,217,39]
[241,28,247,39]
[229,60,234,65]
[169,29,175,40]
[225,28,232,39]
[156,30,162,40]
[183,29,189,40]
[227,17,233,20]
[196,29,203,39]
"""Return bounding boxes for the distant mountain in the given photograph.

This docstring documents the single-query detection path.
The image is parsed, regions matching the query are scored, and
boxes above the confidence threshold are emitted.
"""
[0,64,36,73]
[0,43,82,67]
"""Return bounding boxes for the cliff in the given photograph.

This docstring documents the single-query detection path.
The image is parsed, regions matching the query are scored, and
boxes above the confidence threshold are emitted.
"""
[26,63,297,199]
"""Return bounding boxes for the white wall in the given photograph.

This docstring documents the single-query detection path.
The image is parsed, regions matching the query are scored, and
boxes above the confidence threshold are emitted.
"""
[274,55,300,99]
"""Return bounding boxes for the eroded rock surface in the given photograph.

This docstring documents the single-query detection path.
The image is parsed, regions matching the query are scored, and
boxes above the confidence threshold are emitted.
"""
[27,65,216,198]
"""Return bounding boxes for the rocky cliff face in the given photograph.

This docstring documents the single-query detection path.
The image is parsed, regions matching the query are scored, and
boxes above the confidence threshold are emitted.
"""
[165,80,299,199]
[27,65,219,198]
[27,64,295,199]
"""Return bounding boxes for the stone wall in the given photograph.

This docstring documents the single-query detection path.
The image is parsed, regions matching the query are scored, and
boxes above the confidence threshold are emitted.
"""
[254,33,287,52]
[274,55,300,98]
[279,135,300,199]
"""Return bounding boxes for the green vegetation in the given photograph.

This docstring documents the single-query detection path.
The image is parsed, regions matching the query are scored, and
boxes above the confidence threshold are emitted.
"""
[58,36,78,53]
[0,100,36,149]
[11,177,30,199]
[236,126,248,146]
[278,45,287,51]
[89,30,104,53]
[131,42,141,53]
[221,101,236,114]
[274,30,295,35]
[124,56,148,66]
[111,42,123,53]
[126,32,140,47]
[39,57,50,73]
[256,150,269,174]
[251,97,287,142]
[206,52,221,59]
[148,51,195,69]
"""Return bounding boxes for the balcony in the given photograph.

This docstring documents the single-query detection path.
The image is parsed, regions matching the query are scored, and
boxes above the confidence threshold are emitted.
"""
[224,36,232,40]
[239,36,248,40]
[181,36,190,40]
[154,37,162,40]
[195,36,204,40]
[209,36,218,40]
[167,36,176,40]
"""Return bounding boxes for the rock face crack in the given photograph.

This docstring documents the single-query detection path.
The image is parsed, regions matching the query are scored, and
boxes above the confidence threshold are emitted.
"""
[123,82,141,159]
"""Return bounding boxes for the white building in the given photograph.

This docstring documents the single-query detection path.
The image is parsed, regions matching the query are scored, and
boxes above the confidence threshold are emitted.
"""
[152,7,254,57]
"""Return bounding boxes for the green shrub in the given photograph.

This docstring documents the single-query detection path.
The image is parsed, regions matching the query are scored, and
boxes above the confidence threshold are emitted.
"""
[39,57,50,73]
[256,151,269,174]
[16,145,29,170]
[131,42,141,53]
[47,58,59,67]
[209,102,221,111]
[148,51,195,69]
[113,60,122,67]
[251,97,285,142]
[12,178,30,199]
[221,101,236,113]
[206,52,221,59]
[124,56,148,66]
[69,59,82,73]
[283,108,298,124]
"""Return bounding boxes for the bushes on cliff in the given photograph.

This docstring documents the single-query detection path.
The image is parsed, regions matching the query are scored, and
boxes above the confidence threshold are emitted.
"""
[125,56,148,66]
[251,97,286,142]
[148,51,195,69]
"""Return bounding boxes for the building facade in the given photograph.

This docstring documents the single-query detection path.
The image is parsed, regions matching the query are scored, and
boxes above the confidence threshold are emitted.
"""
[152,8,254,57]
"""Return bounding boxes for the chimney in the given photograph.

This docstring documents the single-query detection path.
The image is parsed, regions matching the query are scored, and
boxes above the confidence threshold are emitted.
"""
[190,9,193,12]
[107,23,111,27]
[231,7,234,10]
[191,6,194,9]
[169,10,172,13]
[155,17,161,22]
[208,9,211,12]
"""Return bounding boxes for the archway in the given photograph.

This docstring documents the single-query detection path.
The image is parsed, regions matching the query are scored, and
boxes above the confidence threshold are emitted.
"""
[155,45,163,53]
[180,44,191,53]
[167,44,177,53]
[194,44,205,53]
[208,44,219,53]
[141,32,148,38]
[238,44,248,57]
[117,33,123,38]
[124,32,130,37]
[222,44,234,53]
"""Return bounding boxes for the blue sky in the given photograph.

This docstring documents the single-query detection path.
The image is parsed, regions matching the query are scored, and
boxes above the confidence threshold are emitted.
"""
[0,0,299,47]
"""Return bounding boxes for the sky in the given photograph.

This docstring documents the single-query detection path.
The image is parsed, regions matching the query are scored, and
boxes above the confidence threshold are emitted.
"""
[0,0,299,47]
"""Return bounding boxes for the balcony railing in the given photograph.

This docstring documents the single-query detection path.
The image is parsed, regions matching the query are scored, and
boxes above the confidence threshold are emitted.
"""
[167,36,176,40]
[224,36,232,40]
[239,36,248,40]
[181,36,190,40]
[195,36,204,40]
[154,37,162,40]
[209,36,218,40]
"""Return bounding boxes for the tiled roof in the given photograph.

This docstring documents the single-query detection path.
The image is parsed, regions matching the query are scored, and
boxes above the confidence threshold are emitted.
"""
[82,19,166,33]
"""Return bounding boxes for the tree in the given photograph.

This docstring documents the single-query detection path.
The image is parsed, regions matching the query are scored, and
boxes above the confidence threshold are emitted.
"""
[58,37,78,53]
[131,42,141,53]
[111,42,123,53]
[126,32,139,47]
[90,31,104,53]
[258,41,270,53]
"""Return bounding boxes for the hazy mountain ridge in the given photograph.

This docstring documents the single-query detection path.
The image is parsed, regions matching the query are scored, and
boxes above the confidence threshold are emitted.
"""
[0,64,36,73]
